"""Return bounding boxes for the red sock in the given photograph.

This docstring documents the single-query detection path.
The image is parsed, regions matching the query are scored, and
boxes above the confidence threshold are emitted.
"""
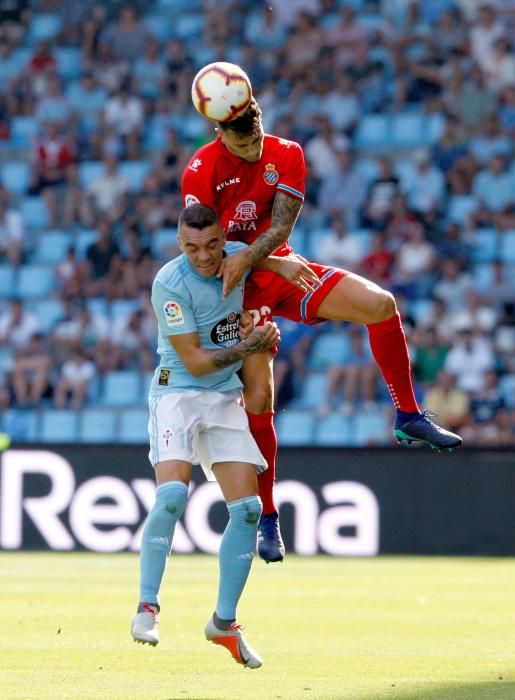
[367,312,419,413]
[246,410,277,515]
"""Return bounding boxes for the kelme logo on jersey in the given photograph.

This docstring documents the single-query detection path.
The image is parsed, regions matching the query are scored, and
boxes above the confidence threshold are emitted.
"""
[163,301,184,327]
[263,162,279,185]
[210,312,241,347]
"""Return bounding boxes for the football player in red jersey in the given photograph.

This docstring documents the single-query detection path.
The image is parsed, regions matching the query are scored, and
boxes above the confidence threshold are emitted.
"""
[182,91,462,564]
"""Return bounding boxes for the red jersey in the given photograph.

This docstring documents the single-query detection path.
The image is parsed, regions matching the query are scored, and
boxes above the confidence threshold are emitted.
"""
[181,134,305,256]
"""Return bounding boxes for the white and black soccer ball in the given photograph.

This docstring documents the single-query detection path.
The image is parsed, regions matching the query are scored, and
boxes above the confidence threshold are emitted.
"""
[191,62,252,123]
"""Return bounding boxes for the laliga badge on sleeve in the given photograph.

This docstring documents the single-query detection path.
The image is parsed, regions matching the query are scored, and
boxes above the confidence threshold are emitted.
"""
[164,301,185,327]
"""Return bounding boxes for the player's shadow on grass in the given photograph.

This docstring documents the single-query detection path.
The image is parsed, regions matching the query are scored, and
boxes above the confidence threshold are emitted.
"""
[378,680,515,700]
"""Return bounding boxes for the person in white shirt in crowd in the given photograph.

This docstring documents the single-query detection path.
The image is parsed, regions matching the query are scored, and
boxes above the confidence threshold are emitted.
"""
[315,214,364,271]
[433,258,474,314]
[53,349,96,410]
[444,324,495,393]
[0,299,39,352]
[102,79,144,160]
[304,116,350,180]
[404,149,445,221]
[469,3,505,72]
[317,147,368,231]
[0,191,24,266]
[85,154,129,225]
[393,220,437,298]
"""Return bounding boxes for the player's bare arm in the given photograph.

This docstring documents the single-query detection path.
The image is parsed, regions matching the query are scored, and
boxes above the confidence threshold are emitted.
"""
[169,322,279,376]
[220,192,303,298]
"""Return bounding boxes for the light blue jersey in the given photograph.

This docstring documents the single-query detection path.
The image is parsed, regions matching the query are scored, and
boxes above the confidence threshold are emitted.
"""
[149,241,250,395]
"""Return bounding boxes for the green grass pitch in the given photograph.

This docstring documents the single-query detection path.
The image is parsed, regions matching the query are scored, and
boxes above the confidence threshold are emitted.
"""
[0,553,513,699]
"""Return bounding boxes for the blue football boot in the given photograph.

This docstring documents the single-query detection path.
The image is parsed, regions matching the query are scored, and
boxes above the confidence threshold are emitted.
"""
[257,512,285,563]
[394,410,463,451]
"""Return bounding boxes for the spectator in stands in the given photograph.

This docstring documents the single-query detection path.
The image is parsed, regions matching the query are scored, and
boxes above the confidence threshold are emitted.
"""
[101,4,151,63]
[317,147,367,231]
[470,3,505,72]
[431,114,469,193]
[61,164,90,229]
[0,298,39,352]
[304,116,349,180]
[417,297,456,344]
[446,65,497,134]
[436,222,471,267]
[28,122,75,228]
[163,38,194,107]
[325,5,368,69]
[244,3,287,50]
[55,246,84,298]
[156,128,185,194]
[362,156,400,231]
[318,325,378,416]
[85,154,128,225]
[499,84,515,137]
[404,149,445,222]
[112,308,154,371]
[315,215,363,271]
[0,190,24,266]
[35,74,72,130]
[470,154,515,230]
[346,44,386,113]
[11,333,52,407]
[68,72,107,158]
[483,260,515,313]
[27,41,57,103]
[432,8,469,60]
[132,171,166,235]
[84,219,120,297]
[133,38,167,103]
[89,39,129,94]
[424,370,470,431]
[360,232,394,286]
[444,324,495,393]
[53,349,96,410]
[451,288,498,336]
[393,221,437,299]
[469,111,512,165]
[102,78,144,160]
[433,258,473,313]
[273,318,316,409]
[482,36,515,93]
[320,72,360,135]
[414,327,449,386]
[0,0,29,45]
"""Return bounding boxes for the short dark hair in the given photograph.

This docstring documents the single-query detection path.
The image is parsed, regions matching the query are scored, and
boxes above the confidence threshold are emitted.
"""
[179,203,219,230]
[217,98,262,137]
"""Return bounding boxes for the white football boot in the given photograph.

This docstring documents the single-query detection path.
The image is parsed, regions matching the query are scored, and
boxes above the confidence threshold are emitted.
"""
[205,616,262,669]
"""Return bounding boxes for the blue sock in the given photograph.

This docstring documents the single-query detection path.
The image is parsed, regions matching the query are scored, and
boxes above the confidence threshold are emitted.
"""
[216,495,262,621]
[396,409,421,422]
[139,480,188,606]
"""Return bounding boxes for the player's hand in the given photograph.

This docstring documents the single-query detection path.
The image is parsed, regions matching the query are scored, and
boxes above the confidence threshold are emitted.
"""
[275,254,320,292]
[247,321,280,352]
[217,251,249,299]
[238,311,254,340]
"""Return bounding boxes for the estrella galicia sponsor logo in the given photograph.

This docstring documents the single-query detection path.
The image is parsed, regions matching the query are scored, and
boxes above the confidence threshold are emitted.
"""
[263,162,279,185]
[164,301,184,327]
[210,312,240,347]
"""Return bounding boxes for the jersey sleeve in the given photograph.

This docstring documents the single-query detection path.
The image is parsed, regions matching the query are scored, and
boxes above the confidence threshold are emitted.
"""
[276,140,305,202]
[181,152,216,209]
[152,280,197,337]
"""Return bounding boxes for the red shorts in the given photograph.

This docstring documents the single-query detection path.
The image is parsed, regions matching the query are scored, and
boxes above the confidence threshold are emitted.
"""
[243,263,348,327]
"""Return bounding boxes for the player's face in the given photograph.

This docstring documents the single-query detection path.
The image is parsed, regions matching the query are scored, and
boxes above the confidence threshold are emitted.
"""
[219,125,264,162]
[179,223,226,277]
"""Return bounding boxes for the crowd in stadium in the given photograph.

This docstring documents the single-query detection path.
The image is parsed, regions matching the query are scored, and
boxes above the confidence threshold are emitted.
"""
[0,0,514,446]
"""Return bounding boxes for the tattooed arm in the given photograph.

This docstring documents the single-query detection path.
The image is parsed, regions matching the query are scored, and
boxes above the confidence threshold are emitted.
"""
[168,322,280,377]
[220,191,303,298]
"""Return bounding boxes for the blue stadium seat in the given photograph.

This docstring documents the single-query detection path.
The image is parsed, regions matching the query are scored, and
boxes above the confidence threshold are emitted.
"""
[28,13,62,43]
[110,299,140,322]
[395,159,416,190]
[1,161,30,195]
[472,263,494,293]
[30,298,64,332]
[16,265,54,298]
[10,117,39,149]
[20,197,49,229]
[39,410,78,443]
[119,408,148,444]
[275,410,315,446]
[315,414,353,446]
[354,114,389,149]
[499,230,515,263]
[307,333,349,370]
[500,374,515,408]
[119,161,152,193]
[33,230,72,264]
[76,229,98,260]
[289,224,308,257]
[54,47,83,81]
[447,195,477,225]
[471,229,499,263]
[175,13,205,40]
[427,113,444,143]
[391,113,424,148]
[352,410,389,446]
[151,228,178,259]
[354,158,378,183]
[86,298,109,317]
[409,298,434,322]
[1,409,39,442]
[79,161,103,188]
[100,370,142,407]
[293,372,329,409]
[143,14,174,42]
[78,408,117,443]
[0,266,15,299]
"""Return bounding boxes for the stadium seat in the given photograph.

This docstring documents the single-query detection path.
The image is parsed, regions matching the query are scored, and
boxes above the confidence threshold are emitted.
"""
[75,229,98,260]
[471,229,499,263]
[499,230,515,264]
[143,14,174,42]
[447,196,477,225]
[289,225,308,257]
[307,333,349,370]
[275,410,315,446]
[500,374,515,408]
[16,265,54,298]
[10,117,39,149]
[352,410,389,446]
[39,409,78,443]
[110,299,140,322]
[427,113,444,143]
[315,414,353,446]
[54,47,83,81]
[391,113,424,148]
[1,161,30,195]
[354,114,389,149]
[20,197,49,229]
[85,297,109,317]
[119,408,148,443]
[472,263,494,293]
[79,161,103,188]
[1,409,39,442]
[395,159,416,190]
[100,370,142,407]
[293,372,330,409]
[175,13,205,40]
[119,161,152,193]
[78,408,117,443]
[0,266,15,299]
[355,158,378,183]
[30,298,64,333]
[32,230,72,264]
[28,13,62,43]
[151,228,178,259]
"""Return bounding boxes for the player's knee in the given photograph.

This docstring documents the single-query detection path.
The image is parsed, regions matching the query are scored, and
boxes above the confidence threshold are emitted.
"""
[243,385,273,413]
[374,290,397,321]
[228,495,262,529]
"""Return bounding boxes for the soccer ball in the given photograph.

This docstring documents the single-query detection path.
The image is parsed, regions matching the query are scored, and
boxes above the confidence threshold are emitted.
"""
[191,62,252,123]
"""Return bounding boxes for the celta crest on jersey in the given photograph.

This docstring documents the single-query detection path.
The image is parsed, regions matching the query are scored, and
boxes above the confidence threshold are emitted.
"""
[263,163,279,185]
